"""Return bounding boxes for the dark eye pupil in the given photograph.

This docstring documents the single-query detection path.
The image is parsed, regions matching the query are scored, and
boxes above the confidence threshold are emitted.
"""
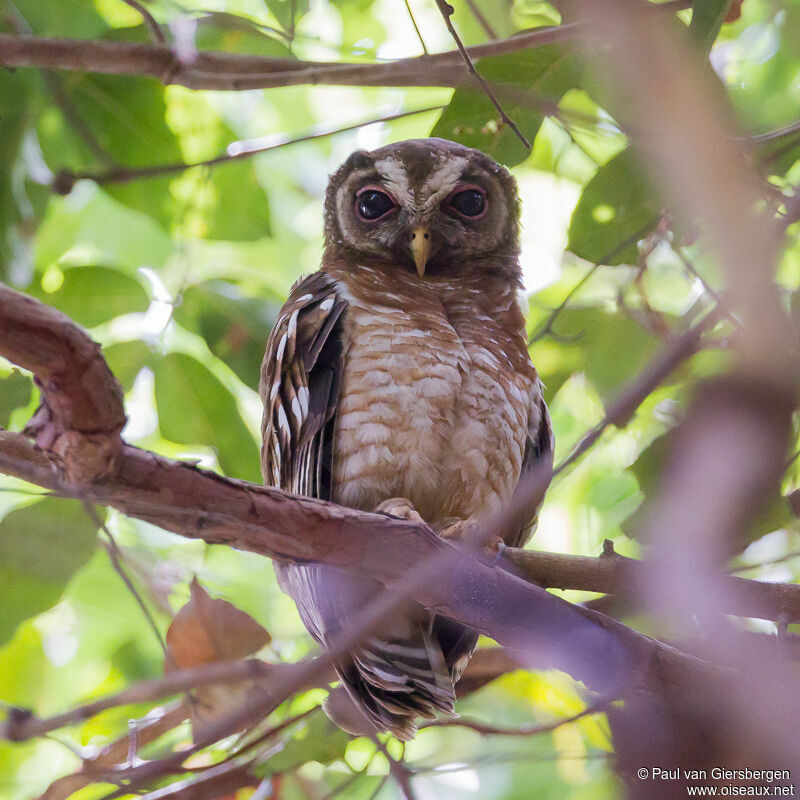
[357,190,394,220]
[450,189,485,217]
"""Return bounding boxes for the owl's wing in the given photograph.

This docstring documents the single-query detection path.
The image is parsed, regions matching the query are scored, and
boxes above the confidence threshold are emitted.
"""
[510,379,555,548]
[259,270,347,501]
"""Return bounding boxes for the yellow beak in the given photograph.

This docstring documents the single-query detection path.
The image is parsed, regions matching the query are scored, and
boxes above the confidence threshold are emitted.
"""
[410,226,431,277]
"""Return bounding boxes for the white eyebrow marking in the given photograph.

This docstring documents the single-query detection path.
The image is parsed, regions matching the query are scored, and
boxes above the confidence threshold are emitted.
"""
[421,156,470,207]
[374,156,412,203]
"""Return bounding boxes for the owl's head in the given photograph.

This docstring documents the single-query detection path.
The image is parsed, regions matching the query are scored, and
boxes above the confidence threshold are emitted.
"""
[323,138,520,277]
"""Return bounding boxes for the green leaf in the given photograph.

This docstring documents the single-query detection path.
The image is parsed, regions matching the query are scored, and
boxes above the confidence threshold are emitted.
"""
[195,12,296,57]
[0,499,99,644]
[690,0,731,54]
[9,0,108,38]
[567,148,660,266]
[255,712,350,776]
[38,72,183,230]
[163,90,272,241]
[0,67,42,282]
[432,46,580,167]
[34,184,175,273]
[28,266,149,328]
[0,371,33,429]
[103,340,153,391]
[153,352,261,481]
[204,160,273,241]
[262,0,311,33]
[540,308,664,400]
[174,282,281,389]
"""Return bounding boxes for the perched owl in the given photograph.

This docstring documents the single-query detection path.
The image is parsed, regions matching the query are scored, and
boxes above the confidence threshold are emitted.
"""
[260,138,553,739]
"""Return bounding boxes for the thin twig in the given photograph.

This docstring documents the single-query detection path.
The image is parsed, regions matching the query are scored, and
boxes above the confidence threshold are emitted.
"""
[433,0,530,149]
[419,698,613,736]
[553,307,718,478]
[464,0,497,39]
[731,548,800,574]
[403,0,429,54]
[372,738,417,800]
[0,659,286,742]
[122,0,166,43]
[365,776,390,800]
[53,105,444,192]
[530,217,660,344]
[83,501,168,655]
[674,246,739,325]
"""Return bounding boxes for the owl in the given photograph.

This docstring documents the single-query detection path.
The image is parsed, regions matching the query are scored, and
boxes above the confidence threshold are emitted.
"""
[260,138,553,739]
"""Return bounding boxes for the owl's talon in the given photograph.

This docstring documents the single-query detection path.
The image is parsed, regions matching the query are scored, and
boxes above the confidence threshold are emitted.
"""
[374,497,425,523]
[439,520,506,561]
[492,540,507,565]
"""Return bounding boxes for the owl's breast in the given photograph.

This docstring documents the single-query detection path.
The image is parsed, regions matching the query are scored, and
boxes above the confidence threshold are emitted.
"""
[331,287,467,521]
[329,267,532,525]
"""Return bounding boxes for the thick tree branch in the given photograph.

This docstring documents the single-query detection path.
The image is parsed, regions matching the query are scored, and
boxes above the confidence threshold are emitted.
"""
[0,4,687,92]
[0,648,514,743]
[509,546,800,623]
[0,285,125,482]
[0,27,577,90]
[0,282,738,701]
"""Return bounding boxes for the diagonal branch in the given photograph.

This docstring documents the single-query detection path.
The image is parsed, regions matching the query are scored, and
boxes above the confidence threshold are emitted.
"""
[433,0,530,148]
[53,106,444,193]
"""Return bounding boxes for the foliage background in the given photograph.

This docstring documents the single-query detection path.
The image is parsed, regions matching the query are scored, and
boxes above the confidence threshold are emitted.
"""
[1,0,799,797]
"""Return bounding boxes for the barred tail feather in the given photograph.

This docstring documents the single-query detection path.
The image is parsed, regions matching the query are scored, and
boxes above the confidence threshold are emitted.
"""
[327,623,458,740]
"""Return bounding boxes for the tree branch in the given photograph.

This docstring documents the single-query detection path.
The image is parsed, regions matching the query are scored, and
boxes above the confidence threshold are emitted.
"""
[0,27,578,91]
[508,545,800,623]
[0,5,687,92]
[433,0,530,149]
[419,697,613,736]
[53,106,444,193]
[0,282,734,701]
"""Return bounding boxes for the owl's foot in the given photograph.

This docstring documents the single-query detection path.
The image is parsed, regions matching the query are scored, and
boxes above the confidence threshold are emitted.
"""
[438,519,506,562]
[375,497,425,523]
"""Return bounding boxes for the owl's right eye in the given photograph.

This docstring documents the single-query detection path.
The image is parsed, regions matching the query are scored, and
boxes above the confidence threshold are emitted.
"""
[356,188,397,221]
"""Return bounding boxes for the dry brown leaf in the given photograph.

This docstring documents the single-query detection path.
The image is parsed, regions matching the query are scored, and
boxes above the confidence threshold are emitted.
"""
[166,578,271,670]
[166,579,272,739]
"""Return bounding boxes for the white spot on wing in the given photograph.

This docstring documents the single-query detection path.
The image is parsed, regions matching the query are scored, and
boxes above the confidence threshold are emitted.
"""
[291,396,303,423]
[320,296,334,311]
[298,385,310,416]
[277,404,290,437]
[288,309,299,339]
[276,332,288,362]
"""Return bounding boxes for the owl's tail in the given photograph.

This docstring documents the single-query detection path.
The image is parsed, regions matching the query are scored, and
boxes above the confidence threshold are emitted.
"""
[324,620,458,740]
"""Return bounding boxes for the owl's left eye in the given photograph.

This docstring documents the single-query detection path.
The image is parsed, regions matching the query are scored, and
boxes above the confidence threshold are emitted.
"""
[356,188,397,221]
[445,186,487,219]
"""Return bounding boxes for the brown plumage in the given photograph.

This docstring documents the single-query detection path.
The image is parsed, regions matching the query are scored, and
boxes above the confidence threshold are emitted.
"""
[260,138,553,739]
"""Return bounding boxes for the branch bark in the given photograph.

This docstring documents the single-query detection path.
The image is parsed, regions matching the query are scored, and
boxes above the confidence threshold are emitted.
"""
[0,27,576,91]
[0,282,735,701]
[509,547,800,623]
[0,4,687,92]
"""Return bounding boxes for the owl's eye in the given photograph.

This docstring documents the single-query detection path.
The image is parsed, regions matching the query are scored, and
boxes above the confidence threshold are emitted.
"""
[356,188,397,221]
[446,187,486,219]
